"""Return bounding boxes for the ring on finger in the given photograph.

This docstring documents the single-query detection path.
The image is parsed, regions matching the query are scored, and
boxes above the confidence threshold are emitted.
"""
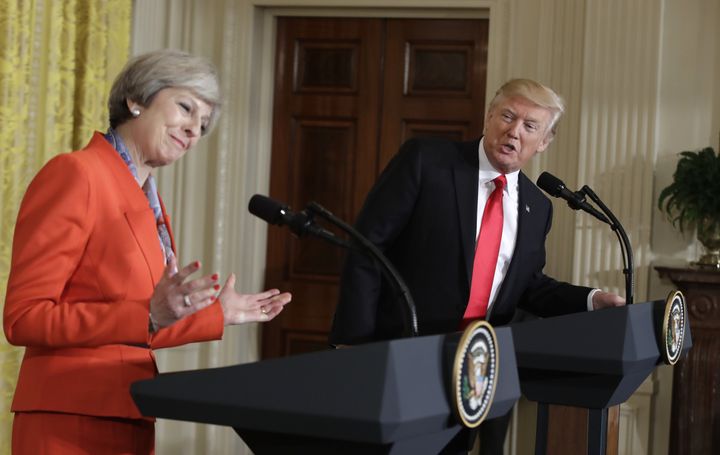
[261,306,269,314]
[183,294,192,307]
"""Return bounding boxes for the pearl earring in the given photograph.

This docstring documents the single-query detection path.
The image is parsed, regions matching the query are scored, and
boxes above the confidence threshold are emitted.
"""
[131,108,140,117]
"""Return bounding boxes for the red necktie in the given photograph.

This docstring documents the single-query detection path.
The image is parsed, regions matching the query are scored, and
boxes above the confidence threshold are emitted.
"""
[462,174,506,327]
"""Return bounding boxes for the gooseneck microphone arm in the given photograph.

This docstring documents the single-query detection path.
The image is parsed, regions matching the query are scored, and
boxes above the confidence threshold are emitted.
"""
[248,195,419,338]
[306,202,419,337]
[537,172,634,305]
[579,186,634,305]
[248,194,352,249]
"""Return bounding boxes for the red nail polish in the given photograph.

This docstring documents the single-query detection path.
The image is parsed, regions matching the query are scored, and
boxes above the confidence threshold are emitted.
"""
[211,273,218,281]
[194,261,201,268]
[213,284,220,291]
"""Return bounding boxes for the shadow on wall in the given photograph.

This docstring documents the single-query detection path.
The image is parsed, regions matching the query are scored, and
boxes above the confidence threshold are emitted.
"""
[571,152,696,300]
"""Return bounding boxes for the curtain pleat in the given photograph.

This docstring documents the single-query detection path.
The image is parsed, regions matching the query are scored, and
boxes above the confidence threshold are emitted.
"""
[0,1,131,451]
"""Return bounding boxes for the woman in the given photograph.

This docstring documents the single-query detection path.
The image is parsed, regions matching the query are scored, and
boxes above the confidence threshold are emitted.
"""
[3,49,291,454]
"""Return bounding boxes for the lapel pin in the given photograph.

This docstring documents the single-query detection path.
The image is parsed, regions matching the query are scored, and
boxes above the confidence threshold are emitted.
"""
[525,205,530,213]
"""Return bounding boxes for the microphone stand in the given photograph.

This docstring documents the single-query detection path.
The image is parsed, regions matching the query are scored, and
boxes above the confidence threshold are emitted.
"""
[579,186,634,305]
[306,202,420,337]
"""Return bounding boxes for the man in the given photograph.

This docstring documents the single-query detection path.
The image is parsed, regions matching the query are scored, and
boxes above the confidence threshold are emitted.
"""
[329,79,625,454]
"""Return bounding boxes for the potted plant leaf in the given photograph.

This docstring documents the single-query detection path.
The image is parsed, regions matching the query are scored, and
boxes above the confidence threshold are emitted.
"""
[658,146,720,268]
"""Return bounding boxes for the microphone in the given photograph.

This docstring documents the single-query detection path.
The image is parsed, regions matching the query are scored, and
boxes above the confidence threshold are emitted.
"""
[248,194,347,246]
[536,172,609,224]
[249,195,419,336]
[536,172,634,304]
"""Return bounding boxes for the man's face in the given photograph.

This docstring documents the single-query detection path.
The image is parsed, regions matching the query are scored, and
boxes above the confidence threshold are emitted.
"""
[482,95,554,174]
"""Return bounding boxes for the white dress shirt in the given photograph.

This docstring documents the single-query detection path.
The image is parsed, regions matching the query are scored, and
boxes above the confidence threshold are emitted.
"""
[475,139,596,317]
[475,138,519,316]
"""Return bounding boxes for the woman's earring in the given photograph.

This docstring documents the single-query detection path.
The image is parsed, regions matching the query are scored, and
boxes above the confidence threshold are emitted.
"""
[131,108,140,117]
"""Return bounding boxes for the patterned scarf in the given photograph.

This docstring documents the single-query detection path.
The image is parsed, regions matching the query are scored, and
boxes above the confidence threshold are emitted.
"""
[104,128,175,266]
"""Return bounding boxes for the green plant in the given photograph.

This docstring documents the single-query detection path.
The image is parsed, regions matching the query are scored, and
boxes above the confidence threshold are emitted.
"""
[658,147,720,233]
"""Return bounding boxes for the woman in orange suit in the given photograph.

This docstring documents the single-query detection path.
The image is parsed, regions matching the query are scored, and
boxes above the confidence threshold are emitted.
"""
[3,49,291,454]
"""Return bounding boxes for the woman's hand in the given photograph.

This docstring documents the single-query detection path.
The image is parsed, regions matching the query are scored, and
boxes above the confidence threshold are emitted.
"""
[216,273,291,325]
[149,257,219,329]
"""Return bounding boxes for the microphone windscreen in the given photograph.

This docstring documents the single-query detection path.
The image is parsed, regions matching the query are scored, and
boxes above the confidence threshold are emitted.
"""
[536,172,565,197]
[248,194,286,225]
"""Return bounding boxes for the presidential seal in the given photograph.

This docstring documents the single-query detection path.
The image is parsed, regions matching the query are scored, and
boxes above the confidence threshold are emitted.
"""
[662,290,686,365]
[452,320,498,428]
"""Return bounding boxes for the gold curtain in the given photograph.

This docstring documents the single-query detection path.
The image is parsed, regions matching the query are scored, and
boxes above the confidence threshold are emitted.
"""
[0,0,131,450]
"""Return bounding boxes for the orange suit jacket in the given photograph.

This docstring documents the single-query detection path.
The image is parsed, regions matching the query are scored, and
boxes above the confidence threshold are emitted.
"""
[4,132,225,419]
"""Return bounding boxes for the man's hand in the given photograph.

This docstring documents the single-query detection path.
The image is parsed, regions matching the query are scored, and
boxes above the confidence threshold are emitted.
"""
[592,291,626,310]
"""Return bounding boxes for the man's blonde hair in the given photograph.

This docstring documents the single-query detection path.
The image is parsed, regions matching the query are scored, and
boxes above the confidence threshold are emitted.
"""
[489,79,565,136]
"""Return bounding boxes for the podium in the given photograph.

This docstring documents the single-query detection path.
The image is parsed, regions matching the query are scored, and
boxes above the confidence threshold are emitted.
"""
[131,327,520,454]
[510,299,692,455]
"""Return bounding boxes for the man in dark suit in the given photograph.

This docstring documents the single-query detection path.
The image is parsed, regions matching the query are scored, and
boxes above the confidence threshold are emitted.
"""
[329,79,625,454]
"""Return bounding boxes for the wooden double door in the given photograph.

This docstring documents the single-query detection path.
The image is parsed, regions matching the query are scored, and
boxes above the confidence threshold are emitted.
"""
[262,16,489,359]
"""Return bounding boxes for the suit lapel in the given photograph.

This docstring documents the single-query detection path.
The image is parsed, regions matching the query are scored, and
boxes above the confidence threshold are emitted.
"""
[124,209,165,283]
[453,140,480,286]
[93,133,166,284]
[492,172,531,310]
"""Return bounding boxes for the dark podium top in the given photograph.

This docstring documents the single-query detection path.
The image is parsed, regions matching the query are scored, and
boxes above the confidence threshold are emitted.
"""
[511,299,692,409]
[131,327,520,454]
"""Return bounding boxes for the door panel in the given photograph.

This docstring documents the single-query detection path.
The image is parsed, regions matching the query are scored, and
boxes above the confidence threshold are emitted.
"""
[379,19,489,169]
[262,17,383,358]
[262,17,488,359]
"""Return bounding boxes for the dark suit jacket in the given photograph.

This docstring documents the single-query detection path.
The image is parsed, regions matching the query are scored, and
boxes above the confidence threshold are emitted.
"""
[330,137,591,344]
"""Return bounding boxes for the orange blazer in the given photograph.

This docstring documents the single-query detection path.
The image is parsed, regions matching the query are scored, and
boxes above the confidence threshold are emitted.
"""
[4,132,224,419]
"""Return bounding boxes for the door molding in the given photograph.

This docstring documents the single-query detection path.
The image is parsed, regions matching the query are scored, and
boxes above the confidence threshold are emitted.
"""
[249,1,509,170]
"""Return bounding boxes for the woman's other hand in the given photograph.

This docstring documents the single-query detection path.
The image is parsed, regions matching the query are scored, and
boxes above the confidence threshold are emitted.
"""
[216,273,291,325]
[149,257,219,329]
